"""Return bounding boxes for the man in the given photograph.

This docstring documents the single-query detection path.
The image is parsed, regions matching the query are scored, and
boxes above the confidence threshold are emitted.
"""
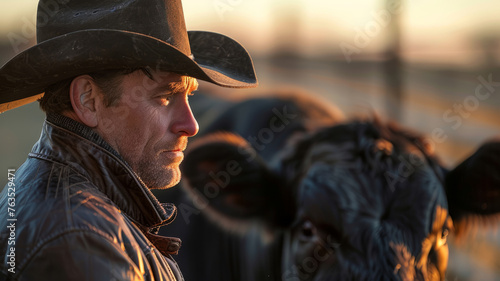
[0,0,257,280]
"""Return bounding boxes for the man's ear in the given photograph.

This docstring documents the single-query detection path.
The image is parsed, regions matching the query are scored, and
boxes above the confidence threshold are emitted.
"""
[69,75,101,127]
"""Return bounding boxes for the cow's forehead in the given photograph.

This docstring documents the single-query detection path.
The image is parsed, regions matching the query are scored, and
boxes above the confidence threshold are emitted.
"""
[296,159,449,239]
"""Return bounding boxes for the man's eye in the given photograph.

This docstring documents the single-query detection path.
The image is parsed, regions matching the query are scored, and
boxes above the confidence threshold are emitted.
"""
[159,98,170,106]
[157,94,173,106]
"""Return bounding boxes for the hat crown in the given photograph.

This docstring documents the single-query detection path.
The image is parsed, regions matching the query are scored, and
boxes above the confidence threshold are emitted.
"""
[36,0,191,55]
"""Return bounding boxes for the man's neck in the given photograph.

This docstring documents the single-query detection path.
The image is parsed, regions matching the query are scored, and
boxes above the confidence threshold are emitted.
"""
[61,110,84,124]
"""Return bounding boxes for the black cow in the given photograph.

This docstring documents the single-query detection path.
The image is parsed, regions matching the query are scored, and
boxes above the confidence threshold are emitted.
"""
[157,89,500,281]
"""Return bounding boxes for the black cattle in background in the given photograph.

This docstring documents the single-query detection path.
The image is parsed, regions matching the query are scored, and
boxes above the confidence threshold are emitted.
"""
[156,88,344,281]
[156,89,500,281]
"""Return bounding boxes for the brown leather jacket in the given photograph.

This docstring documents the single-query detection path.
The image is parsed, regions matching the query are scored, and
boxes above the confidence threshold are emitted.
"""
[0,114,184,280]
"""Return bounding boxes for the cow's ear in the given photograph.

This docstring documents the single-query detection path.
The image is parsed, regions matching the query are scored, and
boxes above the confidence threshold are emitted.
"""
[181,132,292,232]
[445,139,500,238]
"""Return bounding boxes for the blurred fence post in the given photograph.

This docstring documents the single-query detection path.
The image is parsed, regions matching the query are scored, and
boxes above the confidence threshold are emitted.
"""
[383,0,403,121]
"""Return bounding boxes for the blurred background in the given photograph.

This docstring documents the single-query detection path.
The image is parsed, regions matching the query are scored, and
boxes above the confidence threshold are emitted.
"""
[0,0,499,280]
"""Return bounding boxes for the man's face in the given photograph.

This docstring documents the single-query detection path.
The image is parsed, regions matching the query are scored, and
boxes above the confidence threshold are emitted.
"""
[95,70,199,189]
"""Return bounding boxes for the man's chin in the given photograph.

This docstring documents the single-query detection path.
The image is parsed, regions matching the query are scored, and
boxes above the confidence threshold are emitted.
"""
[149,179,180,190]
[142,168,181,190]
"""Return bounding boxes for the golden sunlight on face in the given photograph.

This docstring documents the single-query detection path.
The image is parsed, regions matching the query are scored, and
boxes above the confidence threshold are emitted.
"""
[96,70,199,189]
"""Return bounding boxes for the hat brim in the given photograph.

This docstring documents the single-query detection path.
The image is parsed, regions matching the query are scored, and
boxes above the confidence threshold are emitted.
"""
[0,29,257,113]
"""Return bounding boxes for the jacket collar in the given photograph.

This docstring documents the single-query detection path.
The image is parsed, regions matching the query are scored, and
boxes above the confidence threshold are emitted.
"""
[29,113,177,228]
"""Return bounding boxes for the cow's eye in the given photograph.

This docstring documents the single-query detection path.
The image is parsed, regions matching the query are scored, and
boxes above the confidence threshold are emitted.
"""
[441,228,449,243]
[435,227,449,249]
[299,220,317,241]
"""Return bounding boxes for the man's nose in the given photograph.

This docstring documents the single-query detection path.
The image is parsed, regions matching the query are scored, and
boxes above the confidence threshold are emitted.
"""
[171,98,199,137]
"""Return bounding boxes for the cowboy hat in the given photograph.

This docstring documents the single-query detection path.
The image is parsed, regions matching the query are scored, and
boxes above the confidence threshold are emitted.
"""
[0,0,258,113]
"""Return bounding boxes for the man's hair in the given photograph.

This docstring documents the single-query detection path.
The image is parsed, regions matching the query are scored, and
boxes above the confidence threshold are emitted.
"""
[39,68,153,114]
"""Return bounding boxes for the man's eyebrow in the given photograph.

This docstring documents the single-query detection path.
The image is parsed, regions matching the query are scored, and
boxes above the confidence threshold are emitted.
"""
[157,78,198,94]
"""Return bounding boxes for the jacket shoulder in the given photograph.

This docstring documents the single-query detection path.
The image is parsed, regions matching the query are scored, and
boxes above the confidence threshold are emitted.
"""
[0,159,147,277]
[15,229,145,280]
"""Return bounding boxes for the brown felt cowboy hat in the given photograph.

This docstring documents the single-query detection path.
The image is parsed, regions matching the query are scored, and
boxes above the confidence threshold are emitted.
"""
[0,0,258,113]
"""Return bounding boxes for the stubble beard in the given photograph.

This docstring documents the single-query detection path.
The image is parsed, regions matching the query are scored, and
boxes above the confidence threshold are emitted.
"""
[118,136,188,190]
[130,152,182,190]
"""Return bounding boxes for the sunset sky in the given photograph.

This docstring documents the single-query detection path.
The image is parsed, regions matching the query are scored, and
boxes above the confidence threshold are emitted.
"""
[1,0,499,67]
